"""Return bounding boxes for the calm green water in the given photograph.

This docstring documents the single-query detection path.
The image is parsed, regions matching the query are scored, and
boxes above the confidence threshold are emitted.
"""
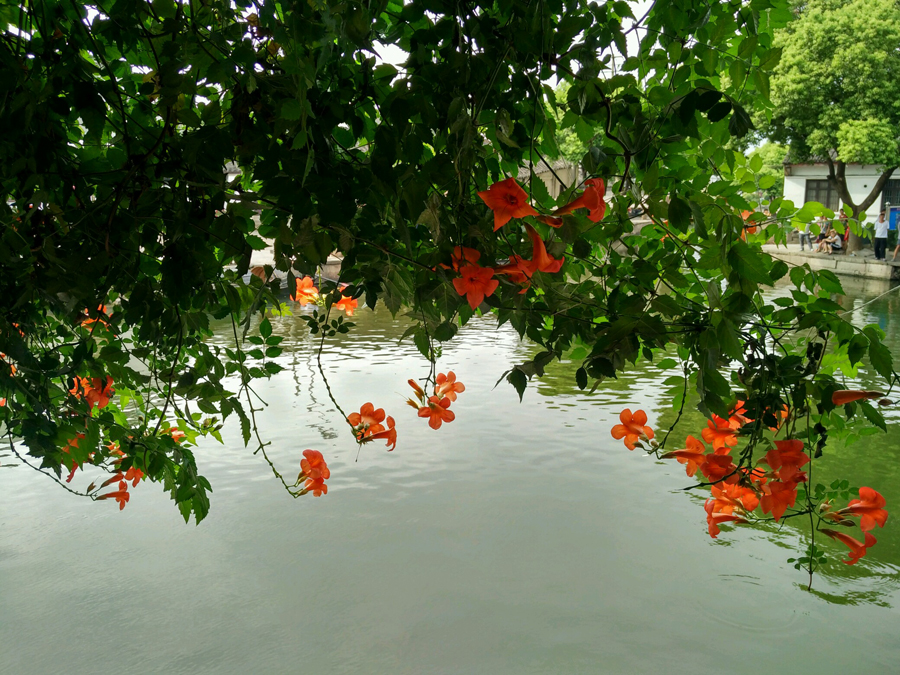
[2,279,899,674]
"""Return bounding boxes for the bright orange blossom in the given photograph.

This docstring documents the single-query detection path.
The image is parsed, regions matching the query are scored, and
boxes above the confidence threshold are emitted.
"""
[477,177,539,231]
[610,409,654,450]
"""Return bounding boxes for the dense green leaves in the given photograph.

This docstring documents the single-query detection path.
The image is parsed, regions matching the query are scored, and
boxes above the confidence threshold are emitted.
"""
[0,0,894,525]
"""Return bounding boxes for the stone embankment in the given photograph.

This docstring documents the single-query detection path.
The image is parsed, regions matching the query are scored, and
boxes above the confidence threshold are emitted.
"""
[762,244,900,281]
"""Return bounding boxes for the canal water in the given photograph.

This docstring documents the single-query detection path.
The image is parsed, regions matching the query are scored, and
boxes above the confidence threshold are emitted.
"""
[2,279,899,673]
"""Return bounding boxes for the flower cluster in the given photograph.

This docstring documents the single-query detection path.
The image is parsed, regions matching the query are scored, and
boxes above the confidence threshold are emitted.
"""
[81,304,110,328]
[297,449,330,496]
[447,177,606,309]
[69,376,115,412]
[348,402,397,450]
[290,276,357,316]
[407,372,465,430]
[612,402,888,566]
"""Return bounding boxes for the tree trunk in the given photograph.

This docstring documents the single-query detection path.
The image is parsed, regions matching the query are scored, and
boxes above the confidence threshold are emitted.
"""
[848,208,865,252]
[825,159,896,253]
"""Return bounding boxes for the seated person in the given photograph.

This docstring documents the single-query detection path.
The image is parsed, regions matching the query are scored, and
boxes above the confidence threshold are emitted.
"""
[824,229,843,254]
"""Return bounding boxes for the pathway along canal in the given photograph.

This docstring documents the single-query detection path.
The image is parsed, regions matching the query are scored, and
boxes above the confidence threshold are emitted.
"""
[2,279,899,673]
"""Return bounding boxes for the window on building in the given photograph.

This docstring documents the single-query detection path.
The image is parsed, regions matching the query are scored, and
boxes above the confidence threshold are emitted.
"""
[880,180,900,210]
[804,179,839,211]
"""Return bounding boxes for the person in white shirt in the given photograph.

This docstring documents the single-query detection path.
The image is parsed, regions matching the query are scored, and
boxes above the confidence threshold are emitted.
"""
[823,228,843,255]
[873,211,889,260]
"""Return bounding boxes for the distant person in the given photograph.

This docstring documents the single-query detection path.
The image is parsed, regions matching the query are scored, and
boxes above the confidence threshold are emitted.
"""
[798,220,812,251]
[838,211,850,245]
[824,228,843,255]
[814,215,829,248]
[873,211,889,261]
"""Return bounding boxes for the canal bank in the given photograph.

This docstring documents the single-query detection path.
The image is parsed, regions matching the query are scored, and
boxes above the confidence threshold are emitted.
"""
[762,244,900,281]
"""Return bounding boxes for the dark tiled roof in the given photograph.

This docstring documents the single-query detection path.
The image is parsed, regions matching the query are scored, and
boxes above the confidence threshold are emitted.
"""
[782,148,838,165]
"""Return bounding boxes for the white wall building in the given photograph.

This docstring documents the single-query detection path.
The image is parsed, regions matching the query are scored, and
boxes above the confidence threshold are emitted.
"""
[782,161,900,229]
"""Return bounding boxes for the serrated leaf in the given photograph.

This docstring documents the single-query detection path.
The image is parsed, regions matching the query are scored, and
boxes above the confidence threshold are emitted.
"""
[259,317,272,339]
[860,400,887,432]
[413,327,430,359]
[667,195,691,232]
[728,240,772,284]
[508,368,527,402]
[868,338,894,382]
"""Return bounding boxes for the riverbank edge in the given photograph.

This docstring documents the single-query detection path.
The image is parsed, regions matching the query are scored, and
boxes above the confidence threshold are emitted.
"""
[762,245,900,281]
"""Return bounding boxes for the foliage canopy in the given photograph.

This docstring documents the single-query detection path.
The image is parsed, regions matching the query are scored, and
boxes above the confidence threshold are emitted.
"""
[0,0,895,583]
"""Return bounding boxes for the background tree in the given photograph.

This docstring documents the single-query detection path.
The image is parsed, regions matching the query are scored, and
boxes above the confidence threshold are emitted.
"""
[747,142,788,200]
[765,0,900,250]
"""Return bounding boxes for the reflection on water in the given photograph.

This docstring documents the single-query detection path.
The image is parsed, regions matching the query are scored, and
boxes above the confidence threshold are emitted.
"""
[2,282,900,674]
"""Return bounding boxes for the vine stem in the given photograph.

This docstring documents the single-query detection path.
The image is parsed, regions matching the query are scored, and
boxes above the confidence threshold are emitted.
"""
[7,432,94,498]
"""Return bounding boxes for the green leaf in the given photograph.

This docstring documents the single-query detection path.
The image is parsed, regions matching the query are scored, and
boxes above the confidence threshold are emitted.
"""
[817,270,845,295]
[727,240,772,284]
[847,334,868,365]
[433,322,458,342]
[259,318,272,339]
[860,400,887,432]
[245,235,268,250]
[575,367,588,390]
[867,338,894,382]
[667,195,691,232]
[749,154,763,172]
[413,327,430,359]
[281,100,303,121]
[508,368,527,402]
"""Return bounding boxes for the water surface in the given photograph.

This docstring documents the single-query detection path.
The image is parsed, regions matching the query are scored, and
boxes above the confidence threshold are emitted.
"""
[2,280,899,674]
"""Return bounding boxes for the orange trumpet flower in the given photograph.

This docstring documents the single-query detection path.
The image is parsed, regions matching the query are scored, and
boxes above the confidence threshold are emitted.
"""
[162,427,186,443]
[441,246,481,272]
[300,449,331,481]
[69,376,115,411]
[704,499,748,539]
[348,403,386,439]
[452,264,499,310]
[820,529,877,565]
[82,304,109,327]
[536,215,563,228]
[762,440,809,483]
[728,400,752,428]
[838,487,888,532]
[525,224,564,274]
[709,482,760,514]
[62,433,86,483]
[552,178,607,222]
[291,276,319,305]
[759,480,799,522]
[123,466,144,487]
[364,416,397,451]
[659,434,707,477]
[97,480,130,510]
[699,453,738,484]
[304,477,328,496]
[435,371,465,402]
[701,415,738,453]
[477,177,539,231]
[334,294,357,316]
[831,390,885,406]
[418,395,455,430]
[610,408,654,450]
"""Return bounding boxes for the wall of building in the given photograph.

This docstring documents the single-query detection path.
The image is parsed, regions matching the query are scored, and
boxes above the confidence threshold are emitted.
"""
[783,164,887,224]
